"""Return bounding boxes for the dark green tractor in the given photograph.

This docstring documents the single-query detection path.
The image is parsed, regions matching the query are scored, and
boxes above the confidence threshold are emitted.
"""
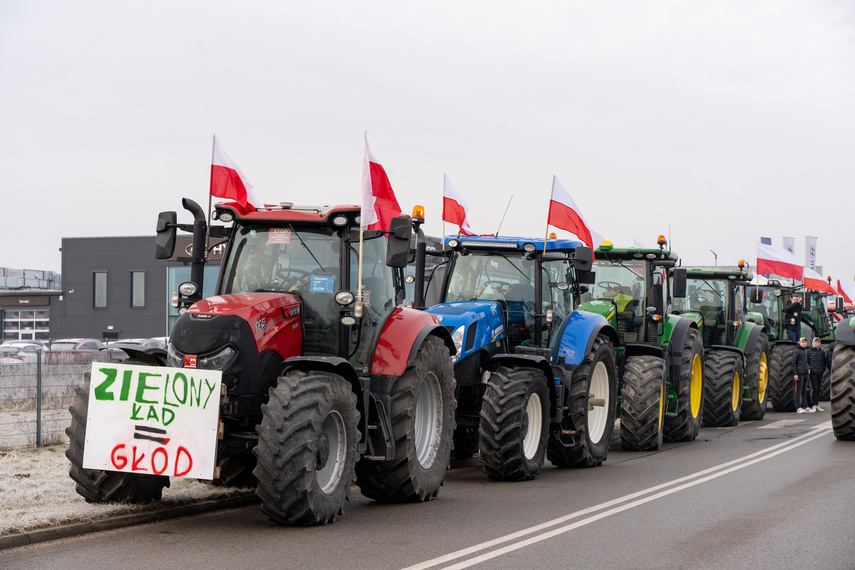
[671,263,769,426]
[745,281,836,411]
[578,238,703,451]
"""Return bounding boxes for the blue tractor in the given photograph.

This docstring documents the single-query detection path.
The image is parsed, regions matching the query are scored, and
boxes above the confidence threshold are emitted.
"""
[416,235,619,481]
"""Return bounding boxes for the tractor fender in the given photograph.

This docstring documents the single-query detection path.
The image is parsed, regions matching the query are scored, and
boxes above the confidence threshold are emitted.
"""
[406,323,455,368]
[111,346,167,366]
[738,323,764,356]
[283,355,361,392]
[624,342,666,359]
[371,307,450,377]
[709,344,745,360]
[553,310,616,367]
[834,317,855,347]
[663,316,698,394]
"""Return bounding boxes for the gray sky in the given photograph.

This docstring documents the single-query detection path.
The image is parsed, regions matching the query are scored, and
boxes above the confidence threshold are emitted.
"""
[2,1,853,284]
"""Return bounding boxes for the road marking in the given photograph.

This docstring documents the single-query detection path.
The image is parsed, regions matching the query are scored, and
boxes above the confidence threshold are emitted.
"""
[758,419,806,429]
[403,423,832,570]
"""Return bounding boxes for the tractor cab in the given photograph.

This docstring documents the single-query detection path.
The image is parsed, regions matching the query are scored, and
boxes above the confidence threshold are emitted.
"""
[672,265,752,348]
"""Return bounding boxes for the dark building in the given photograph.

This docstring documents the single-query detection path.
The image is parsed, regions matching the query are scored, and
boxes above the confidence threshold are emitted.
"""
[51,235,221,341]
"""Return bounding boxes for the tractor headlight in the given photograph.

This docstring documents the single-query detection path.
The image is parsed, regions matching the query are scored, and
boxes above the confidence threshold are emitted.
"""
[178,282,198,296]
[198,346,238,371]
[450,325,465,363]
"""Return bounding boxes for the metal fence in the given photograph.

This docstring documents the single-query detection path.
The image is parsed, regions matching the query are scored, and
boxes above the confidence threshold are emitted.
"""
[0,360,93,450]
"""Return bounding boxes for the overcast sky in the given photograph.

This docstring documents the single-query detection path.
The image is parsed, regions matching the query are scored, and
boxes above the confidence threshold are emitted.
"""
[2,1,853,284]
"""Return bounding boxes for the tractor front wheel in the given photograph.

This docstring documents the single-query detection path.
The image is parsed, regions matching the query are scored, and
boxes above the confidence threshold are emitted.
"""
[254,370,359,525]
[702,350,743,427]
[356,335,456,501]
[479,365,550,481]
[619,355,666,451]
[65,371,170,504]
[769,343,797,412]
[547,334,616,468]
[742,335,769,421]
[664,329,704,441]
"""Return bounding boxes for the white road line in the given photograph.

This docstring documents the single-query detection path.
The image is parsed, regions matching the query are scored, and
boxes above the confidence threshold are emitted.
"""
[758,419,806,429]
[403,424,832,570]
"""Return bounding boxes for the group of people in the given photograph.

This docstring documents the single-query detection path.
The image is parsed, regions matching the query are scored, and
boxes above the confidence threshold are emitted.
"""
[785,294,829,414]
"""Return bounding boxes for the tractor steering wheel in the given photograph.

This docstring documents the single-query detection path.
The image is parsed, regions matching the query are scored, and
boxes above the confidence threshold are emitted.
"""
[275,268,312,290]
[598,281,624,297]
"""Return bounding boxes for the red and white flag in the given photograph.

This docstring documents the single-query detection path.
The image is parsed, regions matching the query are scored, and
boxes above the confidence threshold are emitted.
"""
[547,176,595,249]
[442,174,477,236]
[756,243,803,281]
[803,267,835,294]
[836,273,855,304]
[210,135,263,212]
[361,132,401,230]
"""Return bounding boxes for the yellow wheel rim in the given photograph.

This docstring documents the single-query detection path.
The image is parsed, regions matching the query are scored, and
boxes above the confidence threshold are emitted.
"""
[658,378,665,430]
[731,370,741,412]
[690,354,703,418]
[757,353,768,403]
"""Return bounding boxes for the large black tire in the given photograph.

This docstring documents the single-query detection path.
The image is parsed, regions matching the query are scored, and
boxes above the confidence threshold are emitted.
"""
[253,370,359,525]
[65,371,170,503]
[769,343,797,412]
[742,335,770,420]
[830,345,855,440]
[664,329,704,442]
[619,355,666,451]
[479,365,549,480]
[701,350,743,427]
[356,336,456,500]
[547,334,617,468]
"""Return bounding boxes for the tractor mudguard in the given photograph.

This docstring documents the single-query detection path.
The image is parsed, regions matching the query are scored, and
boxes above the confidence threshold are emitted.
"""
[406,323,455,367]
[735,323,763,356]
[661,315,697,394]
[371,307,449,377]
[424,300,506,363]
[552,310,615,367]
[110,345,167,366]
[835,317,855,347]
[709,344,744,359]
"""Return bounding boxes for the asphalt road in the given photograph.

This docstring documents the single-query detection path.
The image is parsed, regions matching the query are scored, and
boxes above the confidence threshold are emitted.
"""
[2,408,853,569]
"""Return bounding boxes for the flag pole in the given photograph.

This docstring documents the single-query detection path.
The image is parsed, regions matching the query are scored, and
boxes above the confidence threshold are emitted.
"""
[205,135,215,261]
[543,176,554,253]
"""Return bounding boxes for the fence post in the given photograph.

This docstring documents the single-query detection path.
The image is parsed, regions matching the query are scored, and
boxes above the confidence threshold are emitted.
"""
[36,351,42,448]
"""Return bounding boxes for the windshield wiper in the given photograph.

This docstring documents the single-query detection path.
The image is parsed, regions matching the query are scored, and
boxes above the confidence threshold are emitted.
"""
[288,224,324,272]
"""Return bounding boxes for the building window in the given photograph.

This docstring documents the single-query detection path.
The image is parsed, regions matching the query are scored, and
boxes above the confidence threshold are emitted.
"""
[94,271,108,308]
[131,271,146,308]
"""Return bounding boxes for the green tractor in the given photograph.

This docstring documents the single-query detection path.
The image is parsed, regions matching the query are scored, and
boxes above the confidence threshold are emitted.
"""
[745,280,836,411]
[578,237,703,451]
[670,263,769,425]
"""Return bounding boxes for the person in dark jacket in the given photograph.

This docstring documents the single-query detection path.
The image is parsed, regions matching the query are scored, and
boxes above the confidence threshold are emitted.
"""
[807,338,827,413]
[783,295,803,341]
[792,337,810,413]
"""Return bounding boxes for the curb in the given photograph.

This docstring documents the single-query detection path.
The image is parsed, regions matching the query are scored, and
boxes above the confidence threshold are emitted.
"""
[0,492,259,551]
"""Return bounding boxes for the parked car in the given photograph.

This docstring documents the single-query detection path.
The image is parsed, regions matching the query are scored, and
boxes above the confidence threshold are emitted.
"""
[0,342,47,364]
[48,338,106,364]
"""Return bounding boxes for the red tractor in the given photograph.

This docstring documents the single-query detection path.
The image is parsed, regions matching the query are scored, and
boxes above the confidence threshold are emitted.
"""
[66,198,456,525]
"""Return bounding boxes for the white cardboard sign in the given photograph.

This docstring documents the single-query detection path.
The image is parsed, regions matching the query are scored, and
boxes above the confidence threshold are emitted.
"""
[82,362,222,480]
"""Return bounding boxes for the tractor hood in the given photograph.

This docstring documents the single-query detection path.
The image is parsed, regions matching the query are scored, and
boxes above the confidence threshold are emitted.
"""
[578,299,616,322]
[425,301,506,362]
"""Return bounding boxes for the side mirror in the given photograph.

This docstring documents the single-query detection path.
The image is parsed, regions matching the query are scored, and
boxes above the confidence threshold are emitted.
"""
[386,216,412,268]
[573,246,593,272]
[672,267,687,298]
[578,270,596,285]
[836,296,844,313]
[748,287,763,304]
[155,211,177,259]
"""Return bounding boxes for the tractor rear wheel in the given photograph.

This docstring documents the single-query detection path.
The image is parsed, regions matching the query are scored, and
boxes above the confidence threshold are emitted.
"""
[769,343,797,412]
[819,344,833,401]
[831,345,855,440]
[619,355,666,451]
[479,365,550,480]
[664,329,704,441]
[547,334,616,468]
[742,335,769,421]
[356,336,456,501]
[702,350,743,427]
[65,371,170,504]
[254,370,359,525]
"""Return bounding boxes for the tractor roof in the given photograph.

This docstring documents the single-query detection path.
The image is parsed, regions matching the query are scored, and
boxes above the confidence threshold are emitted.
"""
[685,266,754,282]
[215,201,361,225]
[594,246,679,264]
[443,235,584,252]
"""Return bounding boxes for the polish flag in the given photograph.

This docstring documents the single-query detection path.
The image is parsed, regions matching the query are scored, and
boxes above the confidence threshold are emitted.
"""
[756,243,803,281]
[361,132,401,230]
[442,174,477,236]
[803,267,835,294]
[547,176,595,249]
[836,273,855,304]
[210,135,263,212]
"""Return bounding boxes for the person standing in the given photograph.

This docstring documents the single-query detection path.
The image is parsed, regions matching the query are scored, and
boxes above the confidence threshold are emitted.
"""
[783,294,803,342]
[806,338,827,413]
[793,337,810,413]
